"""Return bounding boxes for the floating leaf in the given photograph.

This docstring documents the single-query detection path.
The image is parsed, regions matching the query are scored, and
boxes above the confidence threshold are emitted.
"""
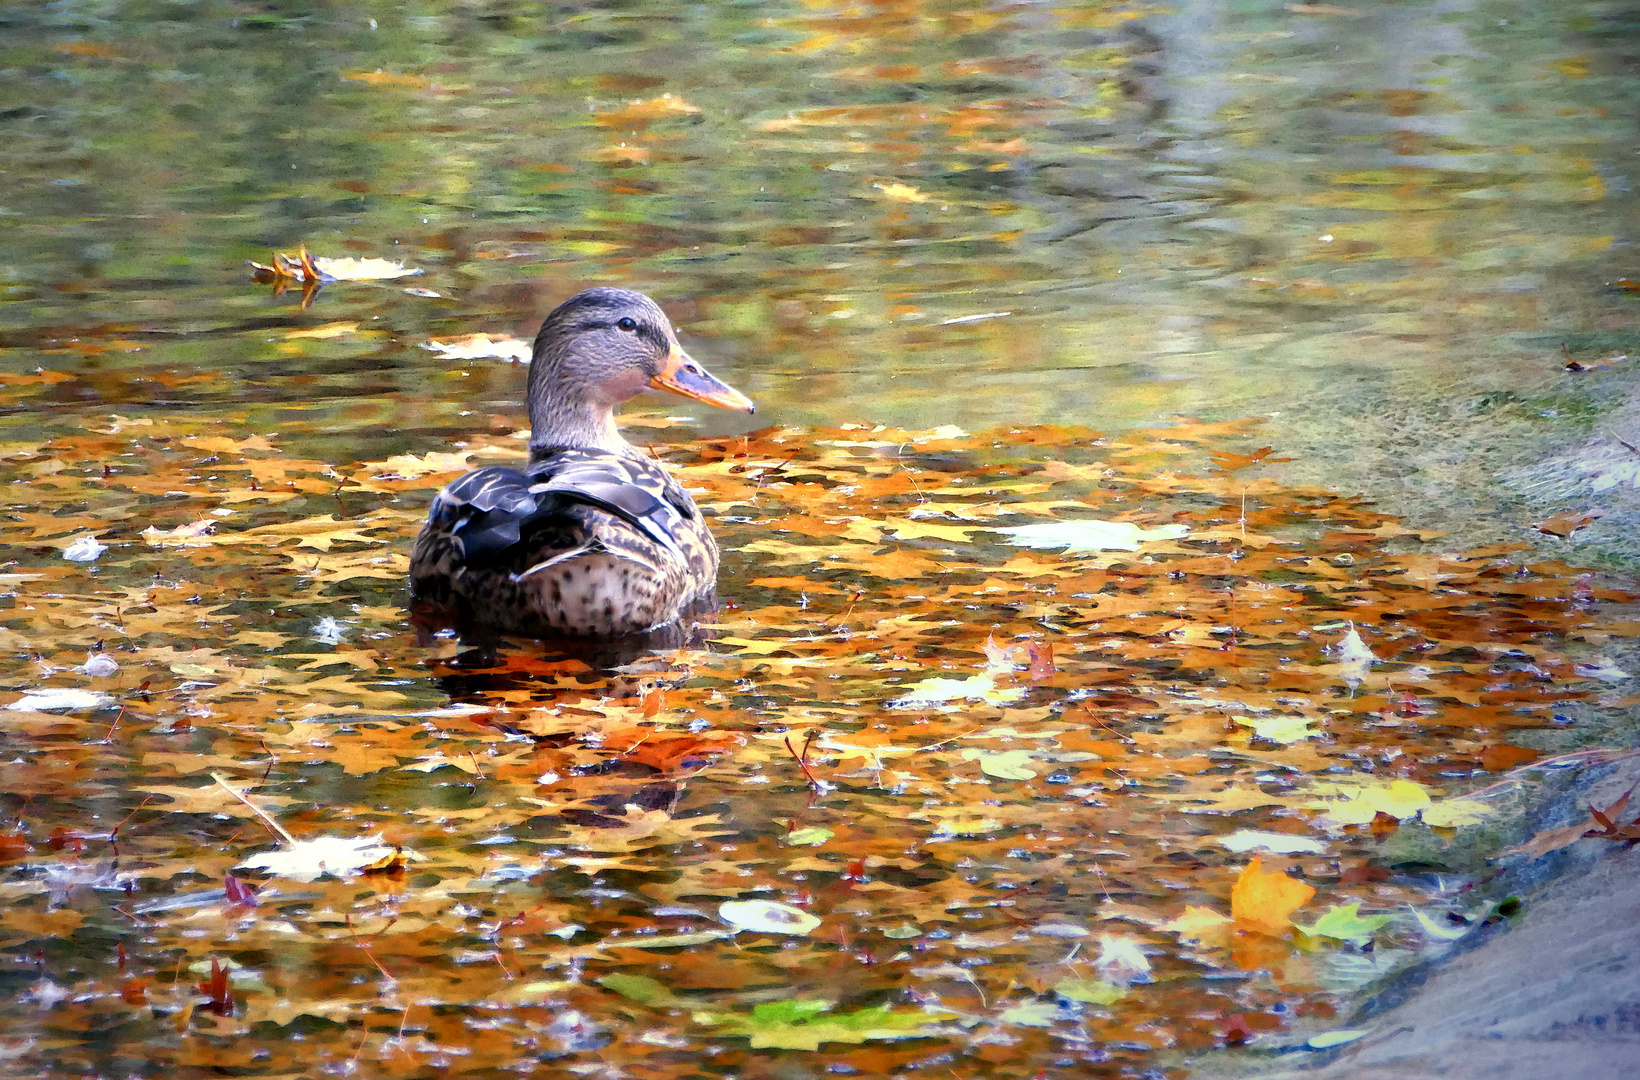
[1095,935,1152,985]
[997,999,1061,1027]
[595,94,700,123]
[597,973,683,1006]
[1230,857,1316,934]
[887,673,1024,709]
[1216,830,1327,855]
[873,182,929,203]
[1310,779,1431,826]
[1307,1030,1370,1049]
[236,834,415,882]
[1159,906,1235,947]
[718,900,821,936]
[1331,623,1376,687]
[62,535,105,562]
[992,519,1189,552]
[422,335,533,363]
[7,688,114,712]
[1235,713,1320,744]
[1537,509,1604,537]
[308,256,422,281]
[961,748,1039,780]
[1411,907,1475,941]
[783,826,833,846]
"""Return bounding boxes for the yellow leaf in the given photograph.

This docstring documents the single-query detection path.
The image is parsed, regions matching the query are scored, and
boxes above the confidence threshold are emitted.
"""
[309,256,423,281]
[1230,856,1316,934]
[888,518,981,543]
[359,451,474,480]
[341,69,429,88]
[284,322,360,340]
[1309,778,1430,825]
[1159,905,1234,947]
[595,94,700,122]
[874,182,929,203]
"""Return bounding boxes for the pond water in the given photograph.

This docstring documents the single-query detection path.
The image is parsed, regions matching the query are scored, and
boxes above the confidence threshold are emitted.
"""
[6,1,1636,489]
[2,1,1639,1077]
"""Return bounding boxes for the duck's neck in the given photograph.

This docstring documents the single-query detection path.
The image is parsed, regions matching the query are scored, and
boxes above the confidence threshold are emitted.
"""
[525,355,634,458]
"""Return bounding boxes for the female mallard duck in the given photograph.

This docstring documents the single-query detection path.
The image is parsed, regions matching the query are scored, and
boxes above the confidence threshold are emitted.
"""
[410,287,754,637]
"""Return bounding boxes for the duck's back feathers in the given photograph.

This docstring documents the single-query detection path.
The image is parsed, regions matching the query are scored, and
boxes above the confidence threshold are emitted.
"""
[410,447,720,637]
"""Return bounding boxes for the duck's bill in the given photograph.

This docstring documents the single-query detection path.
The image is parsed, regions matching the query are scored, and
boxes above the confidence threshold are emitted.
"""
[650,345,756,413]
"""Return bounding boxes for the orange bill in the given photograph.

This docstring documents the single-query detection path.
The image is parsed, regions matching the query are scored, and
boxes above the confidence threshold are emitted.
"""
[650,345,755,412]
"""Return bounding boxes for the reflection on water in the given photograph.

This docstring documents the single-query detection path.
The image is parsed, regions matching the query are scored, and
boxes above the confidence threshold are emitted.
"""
[2,0,1633,456]
[0,0,1638,1074]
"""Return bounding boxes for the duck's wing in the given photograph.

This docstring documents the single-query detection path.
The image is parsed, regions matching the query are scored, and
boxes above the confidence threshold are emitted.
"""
[427,450,693,566]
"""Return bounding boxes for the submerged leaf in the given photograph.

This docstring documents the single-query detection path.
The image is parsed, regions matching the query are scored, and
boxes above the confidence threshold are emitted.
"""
[1053,978,1127,1005]
[1294,902,1393,943]
[695,999,952,1050]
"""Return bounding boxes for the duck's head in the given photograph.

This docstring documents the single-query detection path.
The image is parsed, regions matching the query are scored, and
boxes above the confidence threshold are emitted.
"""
[526,287,754,452]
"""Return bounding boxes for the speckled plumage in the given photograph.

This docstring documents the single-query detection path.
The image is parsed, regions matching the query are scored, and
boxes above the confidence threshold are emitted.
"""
[409,288,754,638]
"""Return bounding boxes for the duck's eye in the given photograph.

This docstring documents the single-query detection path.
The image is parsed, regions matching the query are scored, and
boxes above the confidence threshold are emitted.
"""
[616,317,637,332]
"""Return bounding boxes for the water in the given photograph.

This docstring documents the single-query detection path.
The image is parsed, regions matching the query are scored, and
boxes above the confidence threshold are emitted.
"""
[5,2,1634,454]
[2,1,1638,1076]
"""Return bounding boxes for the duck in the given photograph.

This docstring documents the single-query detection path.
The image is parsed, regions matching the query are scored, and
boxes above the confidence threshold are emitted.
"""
[409,287,755,638]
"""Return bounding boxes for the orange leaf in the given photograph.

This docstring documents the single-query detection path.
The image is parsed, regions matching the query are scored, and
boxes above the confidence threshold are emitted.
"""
[1230,857,1315,934]
[1208,446,1293,471]
[1536,509,1603,537]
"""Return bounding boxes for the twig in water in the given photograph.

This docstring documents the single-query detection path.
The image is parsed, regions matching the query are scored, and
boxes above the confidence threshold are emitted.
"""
[210,772,298,846]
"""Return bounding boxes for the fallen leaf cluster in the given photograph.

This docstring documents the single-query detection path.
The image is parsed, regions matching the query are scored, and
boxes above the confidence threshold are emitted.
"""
[0,409,1633,1078]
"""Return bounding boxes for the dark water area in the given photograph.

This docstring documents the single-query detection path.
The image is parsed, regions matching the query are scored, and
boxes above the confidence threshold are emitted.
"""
[2,2,1640,1077]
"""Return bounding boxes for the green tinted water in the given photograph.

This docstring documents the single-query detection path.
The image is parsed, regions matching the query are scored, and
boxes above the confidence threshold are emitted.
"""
[4,1,1634,485]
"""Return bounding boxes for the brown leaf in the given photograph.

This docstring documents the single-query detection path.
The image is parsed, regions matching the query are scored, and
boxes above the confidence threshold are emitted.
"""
[1537,509,1604,537]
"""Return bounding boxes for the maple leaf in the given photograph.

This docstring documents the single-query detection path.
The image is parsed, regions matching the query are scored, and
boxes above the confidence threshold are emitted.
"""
[1160,905,1235,947]
[1230,857,1316,934]
[1294,902,1392,943]
[356,450,474,480]
[1208,446,1294,471]
[1309,778,1431,826]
